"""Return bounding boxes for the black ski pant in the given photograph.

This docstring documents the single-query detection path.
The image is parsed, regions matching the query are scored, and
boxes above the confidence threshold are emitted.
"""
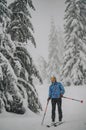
[51,98,62,122]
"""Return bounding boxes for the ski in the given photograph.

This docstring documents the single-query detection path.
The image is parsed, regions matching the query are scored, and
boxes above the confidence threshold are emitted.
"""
[46,121,60,127]
[54,121,64,127]
[46,121,64,127]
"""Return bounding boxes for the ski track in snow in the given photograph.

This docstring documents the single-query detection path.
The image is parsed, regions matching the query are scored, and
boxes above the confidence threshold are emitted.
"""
[0,83,86,130]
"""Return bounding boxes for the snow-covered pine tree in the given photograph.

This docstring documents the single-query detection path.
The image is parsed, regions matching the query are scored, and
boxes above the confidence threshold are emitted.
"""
[56,28,65,63]
[47,20,61,82]
[0,0,26,114]
[6,0,42,113]
[61,0,86,86]
[37,56,47,81]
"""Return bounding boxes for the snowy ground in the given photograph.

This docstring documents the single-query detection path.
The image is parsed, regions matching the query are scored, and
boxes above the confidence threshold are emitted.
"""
[0,82,86,130]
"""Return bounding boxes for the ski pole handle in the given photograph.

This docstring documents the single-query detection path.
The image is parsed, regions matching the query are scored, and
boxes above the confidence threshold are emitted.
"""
[63,96,83,103]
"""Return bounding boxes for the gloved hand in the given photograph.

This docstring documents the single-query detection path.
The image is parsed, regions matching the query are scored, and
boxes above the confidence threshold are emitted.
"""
[47,97,51,102]
[60,94,63,98]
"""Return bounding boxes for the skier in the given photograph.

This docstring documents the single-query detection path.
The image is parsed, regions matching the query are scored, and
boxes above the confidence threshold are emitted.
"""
[47,76,65,123]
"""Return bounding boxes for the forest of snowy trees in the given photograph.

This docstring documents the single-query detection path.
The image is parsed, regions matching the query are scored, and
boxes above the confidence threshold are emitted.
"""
[0,0,86,114]
[36,20,64,83]
[37,0,86,86]
[0,0,42,114]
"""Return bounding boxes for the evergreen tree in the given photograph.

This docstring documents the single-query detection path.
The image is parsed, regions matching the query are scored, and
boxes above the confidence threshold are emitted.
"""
[37,56,47,81]
[61,0,86,86]
[47,20,61,81]
[7,0,42,113]
[0,0,25,114]
[0,0,42,114]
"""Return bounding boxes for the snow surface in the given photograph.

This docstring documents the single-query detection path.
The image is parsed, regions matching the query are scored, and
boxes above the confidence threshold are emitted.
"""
[0,82,86,130]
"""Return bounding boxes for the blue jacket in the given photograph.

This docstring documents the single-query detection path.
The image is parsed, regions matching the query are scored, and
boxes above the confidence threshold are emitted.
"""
[48,82,65,99]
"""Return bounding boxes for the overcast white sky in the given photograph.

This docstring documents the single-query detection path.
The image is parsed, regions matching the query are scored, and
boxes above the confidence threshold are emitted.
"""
[7,0,65,61]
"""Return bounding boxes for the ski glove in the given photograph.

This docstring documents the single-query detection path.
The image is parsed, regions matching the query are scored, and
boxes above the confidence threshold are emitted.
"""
[60,94,63,98]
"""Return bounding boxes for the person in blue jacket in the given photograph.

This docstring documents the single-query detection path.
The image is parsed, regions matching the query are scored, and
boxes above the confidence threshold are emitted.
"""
[47,76,65,123]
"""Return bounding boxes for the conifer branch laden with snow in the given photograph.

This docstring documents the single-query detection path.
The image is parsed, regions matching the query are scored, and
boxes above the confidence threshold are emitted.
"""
[7,0,36,47]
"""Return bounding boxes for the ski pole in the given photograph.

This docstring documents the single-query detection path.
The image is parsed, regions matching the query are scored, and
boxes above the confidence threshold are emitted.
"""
[41,100,49,125]
[63,96,83,103]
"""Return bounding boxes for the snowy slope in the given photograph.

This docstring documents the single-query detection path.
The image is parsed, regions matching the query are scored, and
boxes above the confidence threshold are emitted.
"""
[0,82,86,130]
